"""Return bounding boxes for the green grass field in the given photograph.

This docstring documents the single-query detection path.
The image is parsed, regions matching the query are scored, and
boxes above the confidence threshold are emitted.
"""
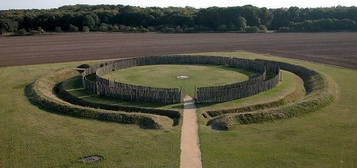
[0,51,356,168]
[102,65,253,96]
[196,51,357,168]
[0,62,180,168]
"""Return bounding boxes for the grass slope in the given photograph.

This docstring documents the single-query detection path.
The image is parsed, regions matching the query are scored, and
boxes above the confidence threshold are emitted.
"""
[102,65,253,96]
[198,70,305,112]
[0,62,180,168]
[197,51,357,168]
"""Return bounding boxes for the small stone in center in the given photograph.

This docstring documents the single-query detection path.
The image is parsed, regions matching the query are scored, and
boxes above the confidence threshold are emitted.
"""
[177,75,189,79]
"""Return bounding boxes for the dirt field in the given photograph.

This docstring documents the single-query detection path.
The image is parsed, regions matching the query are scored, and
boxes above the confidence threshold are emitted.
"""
[0,32,356,69]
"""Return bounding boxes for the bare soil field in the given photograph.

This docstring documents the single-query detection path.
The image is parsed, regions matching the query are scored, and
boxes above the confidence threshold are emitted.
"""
[0,32,356,69]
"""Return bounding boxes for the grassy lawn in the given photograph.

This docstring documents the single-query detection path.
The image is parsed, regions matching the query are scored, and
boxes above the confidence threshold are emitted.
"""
[0,62,180,168]
[197,51,357,168]
[102,65,253,96]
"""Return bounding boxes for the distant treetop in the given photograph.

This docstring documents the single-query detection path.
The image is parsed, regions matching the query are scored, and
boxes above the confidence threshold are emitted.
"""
[1,4,357,34]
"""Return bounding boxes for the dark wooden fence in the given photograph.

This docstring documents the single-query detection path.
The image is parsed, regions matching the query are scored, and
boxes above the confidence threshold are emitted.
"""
[195,60,280,103]
[82,57,182,104]
[95,76,181,104]
[81,55,280,104]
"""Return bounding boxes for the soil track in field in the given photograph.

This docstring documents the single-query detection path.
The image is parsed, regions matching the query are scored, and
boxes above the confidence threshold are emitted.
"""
[180,96,202,168]
[0,32,356,69]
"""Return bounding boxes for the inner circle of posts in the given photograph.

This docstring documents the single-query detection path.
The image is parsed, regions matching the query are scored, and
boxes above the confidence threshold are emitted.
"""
[81,55,280,104]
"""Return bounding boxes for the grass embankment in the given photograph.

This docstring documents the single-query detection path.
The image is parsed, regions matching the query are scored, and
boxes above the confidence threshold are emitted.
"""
[198,70,305,116]
[206,56,335,129]
[58,75,181,126]
[102,64,254,96]
[198,51,357,168]
[0,62,180,168]
[28,68,173,129]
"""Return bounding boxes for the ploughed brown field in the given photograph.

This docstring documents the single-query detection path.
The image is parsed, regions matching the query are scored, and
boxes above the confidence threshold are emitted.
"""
[0,32,356,69]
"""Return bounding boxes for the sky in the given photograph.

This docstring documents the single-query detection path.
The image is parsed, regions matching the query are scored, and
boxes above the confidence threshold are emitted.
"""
[0,0,357,10]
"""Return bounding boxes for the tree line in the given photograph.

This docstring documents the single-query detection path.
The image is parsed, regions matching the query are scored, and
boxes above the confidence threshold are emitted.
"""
[1,4,357,35]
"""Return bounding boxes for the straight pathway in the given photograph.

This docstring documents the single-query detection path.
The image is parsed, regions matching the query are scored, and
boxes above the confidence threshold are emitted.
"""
[180,96,202,168]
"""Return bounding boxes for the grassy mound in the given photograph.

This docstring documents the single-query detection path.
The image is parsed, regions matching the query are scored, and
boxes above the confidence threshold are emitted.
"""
[208,60,336,130]
[202,70,306,118]
[26,68,174,129]
[56,75,181,126]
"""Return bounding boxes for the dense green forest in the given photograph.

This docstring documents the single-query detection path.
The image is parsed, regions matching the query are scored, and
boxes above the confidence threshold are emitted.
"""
[1,4,357,35]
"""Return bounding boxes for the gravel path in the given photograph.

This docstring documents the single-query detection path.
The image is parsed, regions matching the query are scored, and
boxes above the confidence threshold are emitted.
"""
[180,96,202,168]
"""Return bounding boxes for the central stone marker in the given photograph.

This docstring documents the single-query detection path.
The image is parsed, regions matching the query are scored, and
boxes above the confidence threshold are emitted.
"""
[177,75,189,79]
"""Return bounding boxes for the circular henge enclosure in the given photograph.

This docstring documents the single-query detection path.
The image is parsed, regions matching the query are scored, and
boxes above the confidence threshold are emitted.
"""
[81,55,280,104]
[101,65,252,96]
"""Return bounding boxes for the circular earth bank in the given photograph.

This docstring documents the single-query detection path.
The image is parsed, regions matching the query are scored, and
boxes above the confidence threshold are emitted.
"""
[101,65,255,96]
